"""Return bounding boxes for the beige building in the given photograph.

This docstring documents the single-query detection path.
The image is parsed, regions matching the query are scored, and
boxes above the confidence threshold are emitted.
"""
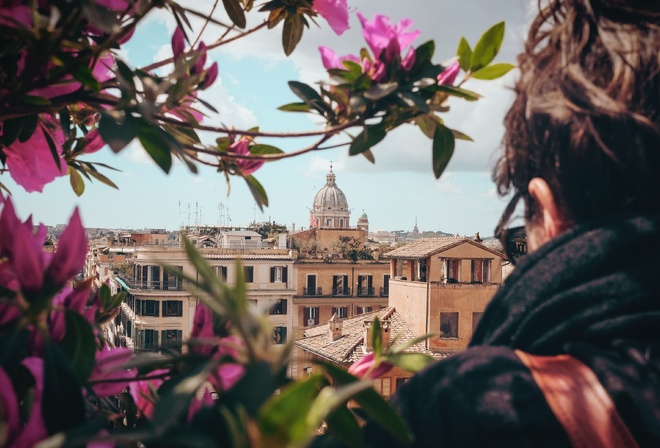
[386,237,505,353]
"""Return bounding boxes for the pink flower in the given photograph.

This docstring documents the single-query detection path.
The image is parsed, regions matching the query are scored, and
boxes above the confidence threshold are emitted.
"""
[0,5,31,27]
[199,61,219,90]
[172,27,185,60]
[83,128,106,153]
[401,47,416,72]
[437,61,460,86]
[90,347,136,398]
[190,302,215,355]
[129,369,170,419]
[164,94,204,123]
[192,42,208,76]
[361,58,387,82]
[209,363,244,392]
[3,122,67,193]
[227,138,264,176]
[357,13,420,62]
[0,367,20,444]
[45,208,87,288]
[348,352,393,379]
[11,358,48,447]
[187,387,214,422]
[318,46,359,70]
[313,0,349,36]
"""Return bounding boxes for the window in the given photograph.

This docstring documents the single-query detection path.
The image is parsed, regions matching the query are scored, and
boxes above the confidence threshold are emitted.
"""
[214,266,227,281]
[162,300,183,317]
[332,275,349,296]
[164,266,182,290]
[273,326,287,344]
[471,259,491,283]
[140,300,159,317]
[270,266,288,283]
[396,377,410,390]
[440,312,459,339]
[161,329,183,350]
[444,259,460,283]
[331,306,348,318]
[244,266,254,283]
[144,329,158,349]
[357,275,373,296]
[303,307,319,326]
[269,299,288,315]
[305,275,318,295]
[381,275,390,296]
[472,312,484,337]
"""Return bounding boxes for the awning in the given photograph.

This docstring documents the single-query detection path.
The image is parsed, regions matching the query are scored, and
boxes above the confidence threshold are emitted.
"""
[115,277,131,291]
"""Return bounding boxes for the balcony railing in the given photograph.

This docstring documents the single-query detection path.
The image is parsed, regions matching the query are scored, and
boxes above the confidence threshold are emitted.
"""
[303,287,323,296]
[357,287,375,297]
[121,279,183,291]
[380,287,389,297]
[332,287,351,297]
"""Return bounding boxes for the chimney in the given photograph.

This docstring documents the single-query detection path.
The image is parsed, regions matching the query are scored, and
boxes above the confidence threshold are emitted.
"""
[328,313,342,341]
[363,318,391,353]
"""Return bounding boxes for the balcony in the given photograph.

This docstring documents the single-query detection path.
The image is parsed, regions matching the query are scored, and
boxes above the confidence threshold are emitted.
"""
[357,287,375,297]
[303,287,323,296]
[380,287,389,297]
[120,278,183,291]
[332,287,351,297]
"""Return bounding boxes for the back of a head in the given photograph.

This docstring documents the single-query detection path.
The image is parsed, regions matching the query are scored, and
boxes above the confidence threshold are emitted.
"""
[494,0,660,225]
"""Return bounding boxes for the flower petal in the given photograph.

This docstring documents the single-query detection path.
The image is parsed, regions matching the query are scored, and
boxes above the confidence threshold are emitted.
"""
[46,208,87,288]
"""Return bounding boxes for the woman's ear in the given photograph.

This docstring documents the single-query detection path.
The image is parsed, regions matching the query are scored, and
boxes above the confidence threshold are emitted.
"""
[528,178,566,240]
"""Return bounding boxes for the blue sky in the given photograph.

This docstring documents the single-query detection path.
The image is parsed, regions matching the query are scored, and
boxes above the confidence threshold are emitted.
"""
[6,0,532,235]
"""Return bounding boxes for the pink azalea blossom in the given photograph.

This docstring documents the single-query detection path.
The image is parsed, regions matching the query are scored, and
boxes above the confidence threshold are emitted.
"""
[90,347,137,398]
[209,363,245,392]
[361,58,387,82]
[348,352,393,379]
[312,0,349,36]
[0,5,31,27]
[227,138,264,176]
[11,358,48,447]
[165,94,204,123]
[172,27,185,60]
[437,61,460,86]
[357,13,420,62]
[401,47,416,72]
[3,122,67,193]
[318,46,359,70]
[199,61,218,89]
[129,369,170,418]
[190,302,215,355]
[45,207,87,287]
[0,367,20,444]
[83,128,106,153]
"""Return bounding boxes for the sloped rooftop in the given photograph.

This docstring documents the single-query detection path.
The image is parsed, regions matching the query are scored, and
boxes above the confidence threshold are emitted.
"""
[295,307,446,364]
[384,237,504,259]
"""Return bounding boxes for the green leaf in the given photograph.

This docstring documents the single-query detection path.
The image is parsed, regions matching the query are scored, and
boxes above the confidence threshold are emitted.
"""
[371,317,383,355]
[383,353,434,373]
[415,114,442,139]
[288,81,331,116]
[21,95,51,105]
[222,0,247,28]
[436,85,481,101]
[307,382,372,433]
[349,124,387,156]
[69,167,85,196]
[361,148,375,164]
[43,342,86,434]
[42,125,62,171]
[73,65,102,91]
[470,22,505,71]
[456,37,472,72]
[59,311,97,382]
[245,175,269,211]
[432,125,455,179]
[363,82,399,101]
[451,129,474,142]
[277,102,312,113]
[325,405,363,448]
[282,13,304,56]
[471,62,515,80]
[85,167,119,189]
[18,114,38,143]
[315,361,413,444]
[81,2,120,33]
[259,374,325,445]
[115,59,135,89]
[1,117,23,146]
[224,362,276,417]
[99,113,137,153]
[397,91,429,113]
[412,40,435,72]
[137,123,176,174]
[250,144,284,155]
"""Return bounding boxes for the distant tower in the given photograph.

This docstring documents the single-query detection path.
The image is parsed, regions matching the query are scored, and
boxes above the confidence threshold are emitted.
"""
[413,216,419,235]
[311,165,351,229]
[357,210,369,235]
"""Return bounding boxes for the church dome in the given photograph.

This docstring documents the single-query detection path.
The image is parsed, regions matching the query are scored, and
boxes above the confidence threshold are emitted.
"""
[313,168,349,212]
[358,211,368,222]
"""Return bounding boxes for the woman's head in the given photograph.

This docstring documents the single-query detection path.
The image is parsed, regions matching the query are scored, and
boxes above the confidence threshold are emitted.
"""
[494,0,660,228]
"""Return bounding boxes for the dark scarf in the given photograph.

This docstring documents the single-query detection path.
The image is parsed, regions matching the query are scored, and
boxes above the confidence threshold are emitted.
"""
[470,213,660,354]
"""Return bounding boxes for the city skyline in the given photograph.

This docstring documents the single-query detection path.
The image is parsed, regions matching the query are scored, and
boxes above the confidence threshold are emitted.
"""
[5,0,531,236]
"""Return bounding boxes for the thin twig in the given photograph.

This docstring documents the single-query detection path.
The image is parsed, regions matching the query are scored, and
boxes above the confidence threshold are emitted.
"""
[191,0,221,48]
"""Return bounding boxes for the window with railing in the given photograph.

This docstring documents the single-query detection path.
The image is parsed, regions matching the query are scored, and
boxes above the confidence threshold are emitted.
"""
[162,329,183,351]
[357,275,374,296]
[303,307,319,326]
[442,258,461,283]
[269,299,288,315]
[213,266,227,281]
[332,274,350,296]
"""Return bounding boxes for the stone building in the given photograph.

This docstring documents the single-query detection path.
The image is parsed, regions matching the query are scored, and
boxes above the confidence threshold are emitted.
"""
[385,237,505,353]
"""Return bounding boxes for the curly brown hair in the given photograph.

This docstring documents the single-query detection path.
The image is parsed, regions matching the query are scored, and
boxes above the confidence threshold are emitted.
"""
[493,0,660,225]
